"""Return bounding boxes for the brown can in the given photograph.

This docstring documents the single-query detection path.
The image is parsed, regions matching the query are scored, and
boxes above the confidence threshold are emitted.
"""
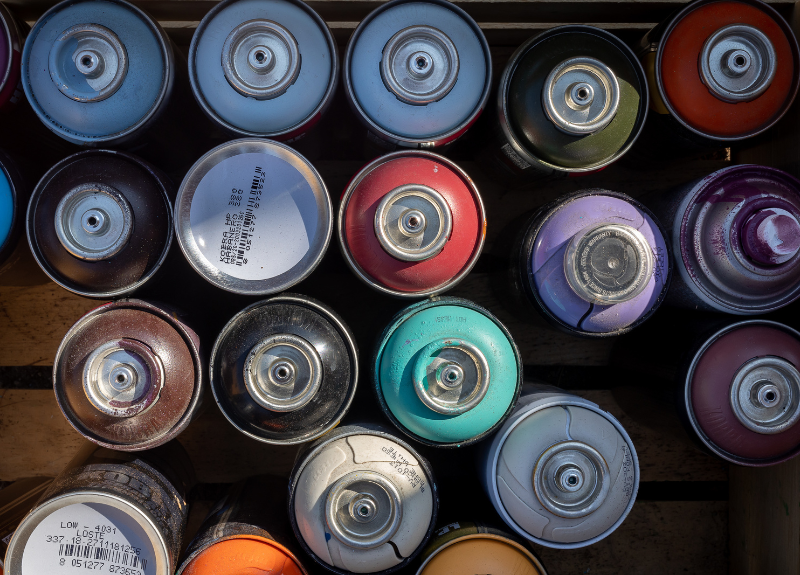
[53,299,204,451]
[0,477,54,573]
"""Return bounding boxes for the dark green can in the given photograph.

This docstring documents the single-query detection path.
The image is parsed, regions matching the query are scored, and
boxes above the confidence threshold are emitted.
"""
[485,25,648,180]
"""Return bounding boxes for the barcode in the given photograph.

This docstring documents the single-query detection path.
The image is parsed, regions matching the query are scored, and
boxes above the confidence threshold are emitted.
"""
[236,166,263,267]
[59,544,147,570]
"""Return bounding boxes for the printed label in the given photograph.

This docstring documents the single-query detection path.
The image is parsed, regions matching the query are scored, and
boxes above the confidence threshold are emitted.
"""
[22,503,157,575]
[188,153,320,281]
[500,143,531,170]
[380,445,426,492]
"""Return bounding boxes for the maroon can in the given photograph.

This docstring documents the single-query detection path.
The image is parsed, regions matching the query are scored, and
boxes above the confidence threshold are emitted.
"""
[0,2,23,112]
[53,299,204,451]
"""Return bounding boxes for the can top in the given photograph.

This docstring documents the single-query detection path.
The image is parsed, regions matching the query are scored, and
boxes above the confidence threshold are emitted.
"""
[190,0,336,137]
[346,0,490,143]
[527,192,669,335]
[22,0,171,144]
[175,139,331,295]
[502,26,647,172]
[417,533,546,575]
[339,152,485,297]
[182,536,305,575]
[375,298,520,446]
[657,0,799,140]
[0,158,13,253]
[678,165,800,313]
[688,320,800,464]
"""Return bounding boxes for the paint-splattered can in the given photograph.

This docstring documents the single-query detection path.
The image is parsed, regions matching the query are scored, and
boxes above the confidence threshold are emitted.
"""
[26,150,173,298]
[0,150,27,274]
[177,476,308,575]
[480,384,639,549]
[174,138,331,295]
[373,297,521,447]
[638,0,799,154]
[416,521,547,575]
[22,0,183,147]
[289,424,438,574]
[486,26,648,179]
[210,294,358,445]
[646,165,800,314]
[0,477,54,573]
[0,3,24,112]
[338,151,485,297]
[3,441,194,575]
[53,299,204,451]
[189,0,337,140]
[515,190,671,337]
[344,0,491,149]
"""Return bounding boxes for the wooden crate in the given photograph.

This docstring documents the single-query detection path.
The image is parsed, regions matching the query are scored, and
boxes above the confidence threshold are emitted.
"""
[1,0,799,572]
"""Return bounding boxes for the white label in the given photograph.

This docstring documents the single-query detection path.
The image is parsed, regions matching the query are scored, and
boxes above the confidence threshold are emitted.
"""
[22,503,156,575]
[188,152,320,281]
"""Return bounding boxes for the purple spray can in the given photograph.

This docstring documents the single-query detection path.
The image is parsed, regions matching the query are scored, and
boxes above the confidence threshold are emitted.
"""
[514,190,671,337]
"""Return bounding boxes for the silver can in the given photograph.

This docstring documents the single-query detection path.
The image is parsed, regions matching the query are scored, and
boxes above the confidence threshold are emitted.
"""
[289,424,438,574]
[480,384,638,549]
[174,138,332,295]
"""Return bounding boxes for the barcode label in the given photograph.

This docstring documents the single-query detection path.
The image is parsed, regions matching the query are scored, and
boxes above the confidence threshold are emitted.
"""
[59,544,147,569]
[234,166,263,267]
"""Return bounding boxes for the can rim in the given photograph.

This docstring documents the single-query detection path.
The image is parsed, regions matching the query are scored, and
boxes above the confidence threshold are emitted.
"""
[415,532,548,575]
[338,150,486,298]
[25,149,174,299]
[20,0,175,146]
[174,138,332,295]
[176,533,309,575]
[497,25,649,173]
[0,151,24,267]
[0,3,21,96]
[683,319,800,466]
[343,0,492,147]
[4,490,172,575]
[52,298,204,451]
[371,296,522,448]
[486,393,640,549]
[654,0,800,142]
[188,0,339,138]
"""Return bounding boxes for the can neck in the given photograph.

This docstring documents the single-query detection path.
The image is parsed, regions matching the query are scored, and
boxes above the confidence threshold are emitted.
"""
[542,57,620,135]
[325,471,403,549]
[243,333,322,412]
[83,338,164,417]
[563,223,654,304]
[412,338,489,415]
[532,440,610,518]
[48,24,128,102]
[380,25,459,106]
[54,183,134,261]
[730,356,800,434]
[374,183,452,262]
[221,20,301,100]
[741,208,800,266]
[699,24,776,103]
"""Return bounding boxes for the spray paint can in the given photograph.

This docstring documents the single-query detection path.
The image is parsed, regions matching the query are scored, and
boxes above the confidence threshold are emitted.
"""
[3,441,194,575]
[0,150,27,275]
[344,0,491,150]
[338,151,485,297]
[515,190,671,337]
[0,3,23,112]
[374,297,521,447]
[174,138,331,295]
[0,478,54,573]
[486,25,647,179]
[638,0,799,156]
[289,424,438,574]
[53,299,204,451]
[416,521,547,575]
[646,164,800,314]
[25,150,173,298]
[210,294,358,445]
[480,384,639,549]
[189,0,337,140]
[177,476,307,575]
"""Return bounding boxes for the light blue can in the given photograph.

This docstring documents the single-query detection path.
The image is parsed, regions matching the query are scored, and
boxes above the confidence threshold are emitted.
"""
[374,297,521,447]
[22,0,174,146]
[189,0,337,139]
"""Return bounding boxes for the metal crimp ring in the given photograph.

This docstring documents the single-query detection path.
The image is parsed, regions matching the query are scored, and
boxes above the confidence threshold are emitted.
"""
[412,338,490,415]
[243,333,323,412]
[729,356,800,434]
[374,183,453,262]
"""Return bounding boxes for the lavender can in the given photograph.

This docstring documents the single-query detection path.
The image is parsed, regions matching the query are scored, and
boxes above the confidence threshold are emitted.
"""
[515,190,671,337]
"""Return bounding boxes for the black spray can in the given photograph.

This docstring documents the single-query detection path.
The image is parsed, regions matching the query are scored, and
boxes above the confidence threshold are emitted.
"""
[289,424,438,575]
[484,25,648,181]
[210,294,358,445]
[3,441,194,575]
